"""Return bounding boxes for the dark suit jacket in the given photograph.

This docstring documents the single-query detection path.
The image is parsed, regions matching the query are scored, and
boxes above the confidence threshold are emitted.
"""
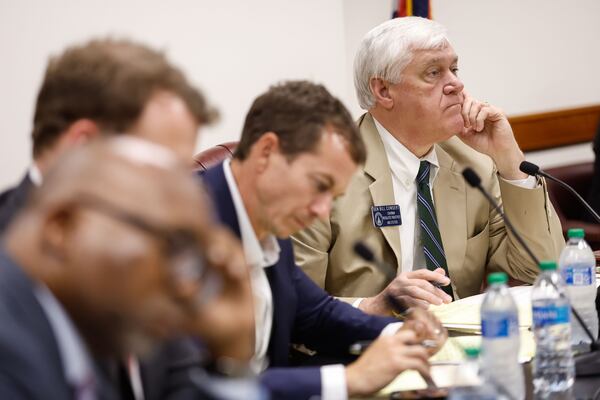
[138,338,225,400]
[199,163,396,400]
[0,250,116,399]
[0,174,33,235]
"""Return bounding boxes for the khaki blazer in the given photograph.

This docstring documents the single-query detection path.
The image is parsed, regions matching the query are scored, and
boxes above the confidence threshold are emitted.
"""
[292,113,565,302]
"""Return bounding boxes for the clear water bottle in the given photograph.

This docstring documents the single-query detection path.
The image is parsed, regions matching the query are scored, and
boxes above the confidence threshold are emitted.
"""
[558,228,598,346]
[532,260,575,398]
[447,347,497,400]
[480,272,524,400]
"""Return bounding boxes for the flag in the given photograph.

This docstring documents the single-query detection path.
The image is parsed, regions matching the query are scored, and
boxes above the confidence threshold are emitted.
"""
[392,0,432,19]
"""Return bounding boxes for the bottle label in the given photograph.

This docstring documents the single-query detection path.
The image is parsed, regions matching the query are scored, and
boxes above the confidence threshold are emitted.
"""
[562,265,593,286]
[481,314,518,338]
[532,305,570,327]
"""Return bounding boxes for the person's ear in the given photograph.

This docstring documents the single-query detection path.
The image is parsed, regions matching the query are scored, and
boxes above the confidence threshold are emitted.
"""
[369,78,394,110]
[252,132,280,173]
[40,206,77,263]
[62,119,101,147]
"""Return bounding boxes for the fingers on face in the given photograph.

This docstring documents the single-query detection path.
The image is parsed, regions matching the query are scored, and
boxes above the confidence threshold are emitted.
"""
[461,94,493,132]
[461,95,473,127]
[474,106,489,132]
[468,101,481,128]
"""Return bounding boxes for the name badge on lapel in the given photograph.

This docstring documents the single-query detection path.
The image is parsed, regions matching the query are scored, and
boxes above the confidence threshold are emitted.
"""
[371,205,402,228]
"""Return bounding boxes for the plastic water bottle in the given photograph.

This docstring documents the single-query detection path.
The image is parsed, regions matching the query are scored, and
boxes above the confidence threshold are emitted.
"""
[447,347,497,400]
[558,228,598,346]
[532,260,575,398]
[480,272,524,400]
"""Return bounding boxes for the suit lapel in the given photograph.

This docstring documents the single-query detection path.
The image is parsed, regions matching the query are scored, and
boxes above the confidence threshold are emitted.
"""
[433,143,467,298]
[198,164,241,237]
[200,165,284,363]
[360,114,402,271]
[0,251,73,397]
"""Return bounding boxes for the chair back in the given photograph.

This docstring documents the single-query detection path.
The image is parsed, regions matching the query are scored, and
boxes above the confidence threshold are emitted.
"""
[193,142,239,172]
[545,162,600,249]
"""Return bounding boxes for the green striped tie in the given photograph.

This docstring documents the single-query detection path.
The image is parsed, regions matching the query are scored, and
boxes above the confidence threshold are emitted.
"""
[416,161,453,299]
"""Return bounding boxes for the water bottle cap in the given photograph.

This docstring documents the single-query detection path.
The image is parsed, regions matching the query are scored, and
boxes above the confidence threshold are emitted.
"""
[464,347,480,358]
[539,260,557,271]
[487,272,507,284]
[567,228,585,238]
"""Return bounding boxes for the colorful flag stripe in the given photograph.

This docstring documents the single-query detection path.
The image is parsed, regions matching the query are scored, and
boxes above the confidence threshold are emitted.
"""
[392,0,431,19]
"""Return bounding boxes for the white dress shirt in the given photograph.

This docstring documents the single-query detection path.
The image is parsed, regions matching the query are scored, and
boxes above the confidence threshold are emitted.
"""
[35,285,97,400]
[223,161,278,374]
[28,163,43,186]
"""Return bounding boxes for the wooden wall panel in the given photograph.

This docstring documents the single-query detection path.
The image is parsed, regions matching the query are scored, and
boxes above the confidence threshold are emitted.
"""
[508,105,600,152]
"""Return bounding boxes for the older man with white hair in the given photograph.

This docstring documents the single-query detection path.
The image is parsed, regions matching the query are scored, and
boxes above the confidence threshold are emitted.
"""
[292,17,564,316]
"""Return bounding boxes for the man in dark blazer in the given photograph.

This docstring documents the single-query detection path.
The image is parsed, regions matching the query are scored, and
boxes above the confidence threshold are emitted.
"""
[0,37,216,235]
[0,138,224,399]
[199,81,445,400]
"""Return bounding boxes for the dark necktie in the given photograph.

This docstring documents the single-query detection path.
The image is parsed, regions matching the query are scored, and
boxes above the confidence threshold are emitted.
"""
[416,160,454,299]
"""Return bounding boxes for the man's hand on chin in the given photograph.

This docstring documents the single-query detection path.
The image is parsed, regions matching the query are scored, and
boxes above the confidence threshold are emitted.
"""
[457,92,527,180]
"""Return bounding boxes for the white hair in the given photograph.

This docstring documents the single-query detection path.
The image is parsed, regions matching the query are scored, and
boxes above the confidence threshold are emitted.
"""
[353,17,450,110]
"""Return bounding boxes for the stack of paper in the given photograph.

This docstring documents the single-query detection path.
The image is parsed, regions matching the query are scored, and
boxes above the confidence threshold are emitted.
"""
[428,285,533,333]
[378,330,536,395]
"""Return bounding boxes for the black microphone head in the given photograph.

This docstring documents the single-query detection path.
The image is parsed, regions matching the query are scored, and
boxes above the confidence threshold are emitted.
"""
[519,161,540,176]
[462,167,481,188]
[353,241,375,262]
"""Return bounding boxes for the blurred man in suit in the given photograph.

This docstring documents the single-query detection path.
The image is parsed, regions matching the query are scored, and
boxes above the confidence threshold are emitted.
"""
[292,17,565,315]
[0,138,246,399]
[0,38,258,400]
[199,81,445,400]
[0,38,216,233]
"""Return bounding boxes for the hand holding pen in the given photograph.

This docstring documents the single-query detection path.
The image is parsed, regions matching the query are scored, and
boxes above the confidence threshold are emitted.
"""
[353,242,452,315]
[348,305,447,392]
[345,330,433,396]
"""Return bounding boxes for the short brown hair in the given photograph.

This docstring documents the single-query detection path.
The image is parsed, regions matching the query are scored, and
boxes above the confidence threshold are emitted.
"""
[32,38,217,158]
[234,81,365,164]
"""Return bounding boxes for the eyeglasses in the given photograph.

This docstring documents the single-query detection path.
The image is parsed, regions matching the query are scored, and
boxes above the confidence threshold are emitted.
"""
[75,192,221,306]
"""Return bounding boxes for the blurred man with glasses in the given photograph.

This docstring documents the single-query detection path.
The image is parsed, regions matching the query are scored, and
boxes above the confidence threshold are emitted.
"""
[0,138,253,399]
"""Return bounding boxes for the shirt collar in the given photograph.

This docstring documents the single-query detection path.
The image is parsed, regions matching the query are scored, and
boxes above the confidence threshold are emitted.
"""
[34,285,96,388]
[373,117,439,188]
[28,163,43,186]
[222,161,280,269]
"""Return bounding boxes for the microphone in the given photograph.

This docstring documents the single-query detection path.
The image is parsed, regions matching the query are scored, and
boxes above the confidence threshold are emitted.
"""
[462,167,600,376]
[519,161,600,223]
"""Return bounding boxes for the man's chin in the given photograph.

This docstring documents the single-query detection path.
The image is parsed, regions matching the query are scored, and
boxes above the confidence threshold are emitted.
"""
[274,229,292,239]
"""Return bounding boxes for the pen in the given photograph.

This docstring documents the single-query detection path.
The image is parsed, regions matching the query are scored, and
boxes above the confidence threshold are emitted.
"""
[348,339,438,355]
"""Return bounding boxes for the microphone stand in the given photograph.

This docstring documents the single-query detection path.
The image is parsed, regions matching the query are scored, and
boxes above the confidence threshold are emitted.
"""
[532,166,600,224]
[462,168,600,376]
